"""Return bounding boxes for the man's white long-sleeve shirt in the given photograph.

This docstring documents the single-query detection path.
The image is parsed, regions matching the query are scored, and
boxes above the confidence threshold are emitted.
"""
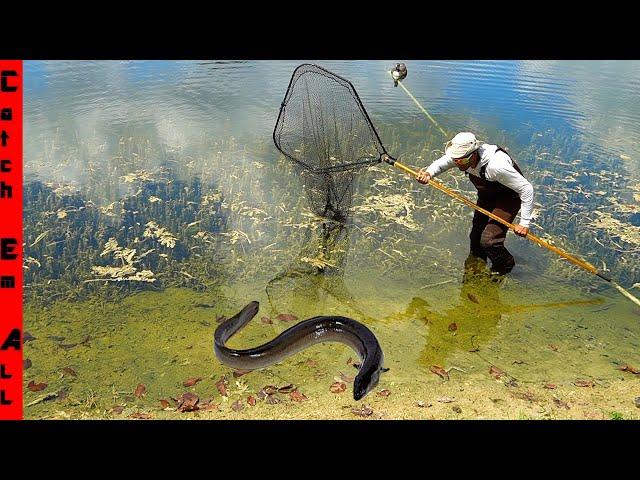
[425,144,535,228]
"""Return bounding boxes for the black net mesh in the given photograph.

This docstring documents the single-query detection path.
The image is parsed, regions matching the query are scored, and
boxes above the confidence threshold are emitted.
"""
[273,64,388,222]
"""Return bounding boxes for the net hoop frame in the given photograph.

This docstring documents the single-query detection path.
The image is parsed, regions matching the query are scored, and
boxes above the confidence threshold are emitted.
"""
[273,63,392,174]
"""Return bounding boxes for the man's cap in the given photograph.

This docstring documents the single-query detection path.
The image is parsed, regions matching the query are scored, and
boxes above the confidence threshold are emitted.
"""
[445,132,481,159]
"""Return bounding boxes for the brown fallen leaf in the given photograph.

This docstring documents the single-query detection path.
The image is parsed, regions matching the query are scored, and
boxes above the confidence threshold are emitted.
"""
[620,364,640,374]
[247,396,257,406]
[276,313,299,322]
[23,359,33,369]
[511,389,539,402]
[129,412,152,420]
[305,359,319,368]
[573,379,595,387]
[260,316,273,325]
[159,399,172,409]
[134,384,146,398]
[62,367,77,377]
[430,365,449,381]
[110,405,125,414]
[215,376,229,396]
[351,405,373,417]
[277,384,296,394]
[183,377,203,387]
[177,392,199,412]
[23,332,36,343]
[330,381,347,394]
[377,389,391,398]
[233,369,252,378]
[544,384,557,390]
[265,394,281,405]
[489,366,504,379]
[290,389,308,402]
[231,399,244,412]
[201,401,220,411]
[553,397,570,410]
[262,385,278,395]
[452,405,463,414]
[549,344,559,352]
[27,381,47,392]
[467,293,479,304]
[448,323,458,332]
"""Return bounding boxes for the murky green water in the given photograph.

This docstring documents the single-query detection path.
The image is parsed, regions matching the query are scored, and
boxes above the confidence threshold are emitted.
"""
[23,61,640,419]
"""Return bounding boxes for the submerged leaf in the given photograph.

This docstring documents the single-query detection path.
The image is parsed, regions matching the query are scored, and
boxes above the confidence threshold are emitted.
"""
[265,395,281,405]
[437,397,455,403]
[183,377,203,387]
[330,382,347,394]
[620,364,640,374]
[62,367,77,377]
[351,405,373,417]
[134,384,146,398]
[177,392,199,412]
[216,376,229,397]
[430,365,449,381]
[290,389,308,402]
[262,385,278,396]
[276,313,299,322]
[573,379,595,387]
[27,381,47,392]
[129,412,152,420]
[277,384,296,394]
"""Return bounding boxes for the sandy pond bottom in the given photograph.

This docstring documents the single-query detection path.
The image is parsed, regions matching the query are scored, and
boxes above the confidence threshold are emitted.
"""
[23,267,640,420]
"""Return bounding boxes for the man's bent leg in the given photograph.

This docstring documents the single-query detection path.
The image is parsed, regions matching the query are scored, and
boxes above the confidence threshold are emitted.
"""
[480,196,520,274]
[470,196,492,260]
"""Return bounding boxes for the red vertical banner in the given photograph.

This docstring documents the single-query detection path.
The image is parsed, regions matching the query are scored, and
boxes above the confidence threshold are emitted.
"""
[0,60,22,420]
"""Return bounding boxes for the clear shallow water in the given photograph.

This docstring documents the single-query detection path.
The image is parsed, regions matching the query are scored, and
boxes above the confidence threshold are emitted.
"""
[22,60,640,418]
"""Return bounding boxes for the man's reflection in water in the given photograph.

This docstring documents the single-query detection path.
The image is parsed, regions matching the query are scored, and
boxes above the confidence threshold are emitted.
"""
[403,253,605,370]
[404,253,508,369]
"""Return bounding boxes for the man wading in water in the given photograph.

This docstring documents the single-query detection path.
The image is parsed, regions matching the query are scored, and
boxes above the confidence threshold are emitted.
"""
[417,132,534,276]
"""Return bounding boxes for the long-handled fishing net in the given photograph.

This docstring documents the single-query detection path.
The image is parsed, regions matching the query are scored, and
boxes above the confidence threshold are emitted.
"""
[273,63,640,309]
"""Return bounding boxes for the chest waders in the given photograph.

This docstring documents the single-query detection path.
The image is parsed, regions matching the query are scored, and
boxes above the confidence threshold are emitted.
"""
[466,147,524,275]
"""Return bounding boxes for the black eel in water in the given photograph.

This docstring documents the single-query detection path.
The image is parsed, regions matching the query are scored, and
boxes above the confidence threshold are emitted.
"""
[214,301,386,400]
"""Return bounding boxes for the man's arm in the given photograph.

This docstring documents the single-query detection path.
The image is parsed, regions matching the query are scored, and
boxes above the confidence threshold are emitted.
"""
[416,155,456,184]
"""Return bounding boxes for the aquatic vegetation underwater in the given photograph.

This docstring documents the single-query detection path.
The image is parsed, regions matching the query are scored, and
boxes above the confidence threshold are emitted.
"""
[22,120,640,419]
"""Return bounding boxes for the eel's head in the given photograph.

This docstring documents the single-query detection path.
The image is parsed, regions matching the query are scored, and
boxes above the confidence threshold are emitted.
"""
[353,356,386,401]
